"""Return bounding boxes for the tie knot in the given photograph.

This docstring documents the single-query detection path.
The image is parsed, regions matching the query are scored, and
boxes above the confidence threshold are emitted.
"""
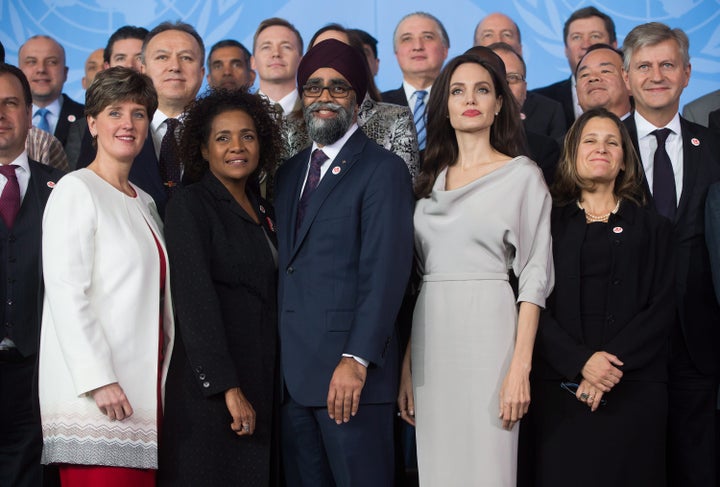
[415,90,427,102]
[310,149,329,168]
[35,108,49,117]
[0,165,18,179]
[165,118,179,131]
[652,128,672,146]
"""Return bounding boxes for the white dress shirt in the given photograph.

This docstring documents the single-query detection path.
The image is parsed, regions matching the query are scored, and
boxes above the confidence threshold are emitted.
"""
[258,89,299,117]
[403,81,432,115]
[634,111,684,203]
[0,151,30,203]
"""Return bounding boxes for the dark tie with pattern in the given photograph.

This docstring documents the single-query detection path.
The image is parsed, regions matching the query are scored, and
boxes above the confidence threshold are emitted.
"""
[651,128,676,220]
[413,90,428,150]
[295,149,328,238]
[35,108,51,133]
[159,118,181,198]
[0,165,20,230]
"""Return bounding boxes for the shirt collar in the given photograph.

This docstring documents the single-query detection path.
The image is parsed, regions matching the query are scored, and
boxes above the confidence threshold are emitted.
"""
[33,97,62,118]
[402,80,432,105]
[4,150,30,174]
[634,111,681,139]
[310,123,359,161]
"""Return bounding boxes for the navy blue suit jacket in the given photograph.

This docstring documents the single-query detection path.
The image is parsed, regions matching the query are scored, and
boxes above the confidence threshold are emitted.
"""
[625,115,720,375]
[274,129,414,407]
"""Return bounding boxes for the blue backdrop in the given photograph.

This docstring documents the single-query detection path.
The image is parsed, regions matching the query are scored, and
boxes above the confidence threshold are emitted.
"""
[1,0,719,109]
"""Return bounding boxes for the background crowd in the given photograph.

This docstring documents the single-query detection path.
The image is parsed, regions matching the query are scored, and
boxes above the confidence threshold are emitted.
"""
[0,5,719,487]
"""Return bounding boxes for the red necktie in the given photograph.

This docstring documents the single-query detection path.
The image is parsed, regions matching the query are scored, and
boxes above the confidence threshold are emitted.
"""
[0,165,20,230]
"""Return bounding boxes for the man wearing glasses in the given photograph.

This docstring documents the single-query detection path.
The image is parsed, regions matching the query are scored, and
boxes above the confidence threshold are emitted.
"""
[274,39,414,487]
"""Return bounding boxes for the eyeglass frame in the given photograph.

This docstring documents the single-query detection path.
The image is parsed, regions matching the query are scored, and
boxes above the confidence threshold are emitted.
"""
[302,80,354,99]
[506,72,526,85]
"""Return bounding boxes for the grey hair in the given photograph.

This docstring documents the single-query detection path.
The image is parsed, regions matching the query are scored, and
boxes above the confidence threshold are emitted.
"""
[393,12,450,52]
[622,22,690,71]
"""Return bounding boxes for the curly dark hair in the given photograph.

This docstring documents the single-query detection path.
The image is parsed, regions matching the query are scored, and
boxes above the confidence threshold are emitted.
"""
[179,89,282,185]
[415,54,527,199]
[552,107,645,206]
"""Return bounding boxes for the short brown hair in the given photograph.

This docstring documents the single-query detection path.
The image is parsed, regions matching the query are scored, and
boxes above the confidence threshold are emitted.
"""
[85,66,158,119]
[253,17,303,54]
[552,108,644,206]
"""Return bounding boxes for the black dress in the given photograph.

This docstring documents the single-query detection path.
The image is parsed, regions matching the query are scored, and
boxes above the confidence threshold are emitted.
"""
[158,172,279,487]
[519,202,675,487]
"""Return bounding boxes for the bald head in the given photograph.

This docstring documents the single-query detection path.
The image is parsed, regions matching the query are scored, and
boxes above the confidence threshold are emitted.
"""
[474,13,522,54]
[82,48,105,89]
[18,35,68,107]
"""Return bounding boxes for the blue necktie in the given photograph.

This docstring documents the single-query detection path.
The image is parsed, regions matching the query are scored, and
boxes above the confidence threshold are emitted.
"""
[651,128,676,220]
[35,108,51,133]
[413,90,428,150]
[296,149,328,239]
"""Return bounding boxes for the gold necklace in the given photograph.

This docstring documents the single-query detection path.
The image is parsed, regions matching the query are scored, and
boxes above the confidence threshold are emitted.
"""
[577,198,621,223]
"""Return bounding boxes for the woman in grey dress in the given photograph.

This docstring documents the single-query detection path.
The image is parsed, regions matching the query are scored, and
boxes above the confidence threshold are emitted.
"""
[398,53,554,485]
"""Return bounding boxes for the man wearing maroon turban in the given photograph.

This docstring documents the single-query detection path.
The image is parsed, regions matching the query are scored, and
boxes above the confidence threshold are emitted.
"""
[274,39,415,486]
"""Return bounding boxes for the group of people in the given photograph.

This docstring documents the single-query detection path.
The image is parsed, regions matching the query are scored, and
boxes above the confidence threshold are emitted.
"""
[0,6,719,487]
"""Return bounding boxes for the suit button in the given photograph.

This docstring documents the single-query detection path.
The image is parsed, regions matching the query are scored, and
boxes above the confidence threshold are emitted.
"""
[612,279,621,285]
[195,366,203,373]
[6,300,12,306]
[198,373,206,380]
[606,314,615,324]
[202,381,210,388]
[8,257,15,263]
[8,236,15,243]
[287,266,294,274]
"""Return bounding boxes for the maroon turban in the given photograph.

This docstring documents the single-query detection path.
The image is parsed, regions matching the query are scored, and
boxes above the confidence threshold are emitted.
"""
[296,38,369,104]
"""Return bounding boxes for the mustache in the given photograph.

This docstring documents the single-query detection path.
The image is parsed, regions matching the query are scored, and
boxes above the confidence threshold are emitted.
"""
[306,101,344,113]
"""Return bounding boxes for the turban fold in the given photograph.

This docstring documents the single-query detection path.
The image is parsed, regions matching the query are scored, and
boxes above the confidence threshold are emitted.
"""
[297,38,369,103]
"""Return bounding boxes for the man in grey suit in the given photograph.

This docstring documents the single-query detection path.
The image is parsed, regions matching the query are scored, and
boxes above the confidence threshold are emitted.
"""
[682,89,720,127]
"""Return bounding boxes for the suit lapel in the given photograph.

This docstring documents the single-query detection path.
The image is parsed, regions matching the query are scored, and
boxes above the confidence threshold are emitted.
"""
[624,116,656,211]
[676,117,700,224]
[290,131,366,259]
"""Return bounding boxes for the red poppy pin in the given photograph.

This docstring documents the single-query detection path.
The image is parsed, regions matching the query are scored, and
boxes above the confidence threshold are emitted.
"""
[691,138,700,147]
[259,204,266,214]
[613,226,623,234]
[266,216,275,233]
[47,181,55,188]
[332,166,341,175]
[68,115,76,123]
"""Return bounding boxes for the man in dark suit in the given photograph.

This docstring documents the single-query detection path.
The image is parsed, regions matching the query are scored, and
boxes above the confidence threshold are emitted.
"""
[622,22,720,487]
[483,43,560,184]
[533,6,617,130]
[475,14,566,140]
[18,35,84,149]
[381,12,448,151]
[710,107,720,133]
[576,43,632,120]
[275,39,414,486]
[0,63,64,487]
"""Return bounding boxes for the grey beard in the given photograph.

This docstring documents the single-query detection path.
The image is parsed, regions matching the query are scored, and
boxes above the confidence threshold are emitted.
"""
[303,101,353,146]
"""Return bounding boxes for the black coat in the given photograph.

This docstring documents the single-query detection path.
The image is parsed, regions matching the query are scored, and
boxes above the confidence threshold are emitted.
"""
[54,93,84,148]
[624,115,720,375]
[532,77,574,132]
[522,92,567,140]
[534,201,676,383]
[159,172,278,487]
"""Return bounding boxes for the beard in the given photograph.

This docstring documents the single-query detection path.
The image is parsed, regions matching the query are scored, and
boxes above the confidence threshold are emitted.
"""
[303,99,355,146]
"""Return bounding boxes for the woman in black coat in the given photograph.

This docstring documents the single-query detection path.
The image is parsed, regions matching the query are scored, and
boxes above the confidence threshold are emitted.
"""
[520,109,675,486]
[159,90,282,486]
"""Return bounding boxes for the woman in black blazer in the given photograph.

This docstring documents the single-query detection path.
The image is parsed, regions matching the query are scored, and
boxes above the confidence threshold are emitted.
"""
[158,90,282,486]
[520,108,675,486]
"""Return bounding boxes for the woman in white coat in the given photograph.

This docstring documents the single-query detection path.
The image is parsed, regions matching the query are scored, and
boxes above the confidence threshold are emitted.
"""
[38,67,174,486]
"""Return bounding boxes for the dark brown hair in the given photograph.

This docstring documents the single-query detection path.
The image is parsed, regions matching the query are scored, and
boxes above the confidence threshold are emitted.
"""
[415,54,527,199]
[180,89,282,185]
[552,107,644,206]
[85,66,157,118]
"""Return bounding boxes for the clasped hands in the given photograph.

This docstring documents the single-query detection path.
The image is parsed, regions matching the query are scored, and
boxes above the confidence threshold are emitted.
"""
[576,351,624,412]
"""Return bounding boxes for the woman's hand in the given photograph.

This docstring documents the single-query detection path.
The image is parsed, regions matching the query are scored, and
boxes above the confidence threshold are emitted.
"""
[91,382,133,421]
[498,362,531,430]
[577,378,605,412]
[397,347,415,426]
[225,387,256,436]
[581,351,623,392]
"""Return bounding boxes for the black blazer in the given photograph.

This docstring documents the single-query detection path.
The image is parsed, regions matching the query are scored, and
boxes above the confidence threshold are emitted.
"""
[160,172,278,485]
[381,86,409,107]
[526,130,560,186]
[0,161,64,356]
[707,182,720,306]
[532,77,574,132]
[54,93,84,148]
[709,108,720,133]
[535,201,675,383]
[522,92,567,140]
[625,115,720,375]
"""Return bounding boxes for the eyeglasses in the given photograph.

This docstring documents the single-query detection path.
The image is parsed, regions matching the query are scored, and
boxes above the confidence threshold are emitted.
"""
[560,381,608,406]
[302,82,353,99]
[506,73,525,85]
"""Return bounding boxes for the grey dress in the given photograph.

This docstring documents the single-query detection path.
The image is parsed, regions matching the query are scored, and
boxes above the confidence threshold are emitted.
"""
[412,156,554,486]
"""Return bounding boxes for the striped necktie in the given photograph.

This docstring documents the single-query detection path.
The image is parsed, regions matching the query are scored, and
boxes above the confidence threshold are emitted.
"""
[413,90,428,150]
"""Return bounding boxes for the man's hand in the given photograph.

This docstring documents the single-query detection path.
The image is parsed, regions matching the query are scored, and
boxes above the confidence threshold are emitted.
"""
[327,357,367,424]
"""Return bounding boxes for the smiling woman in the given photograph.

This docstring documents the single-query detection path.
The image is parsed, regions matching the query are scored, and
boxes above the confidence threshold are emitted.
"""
[159,89,283,486]
[39,67,173,486]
